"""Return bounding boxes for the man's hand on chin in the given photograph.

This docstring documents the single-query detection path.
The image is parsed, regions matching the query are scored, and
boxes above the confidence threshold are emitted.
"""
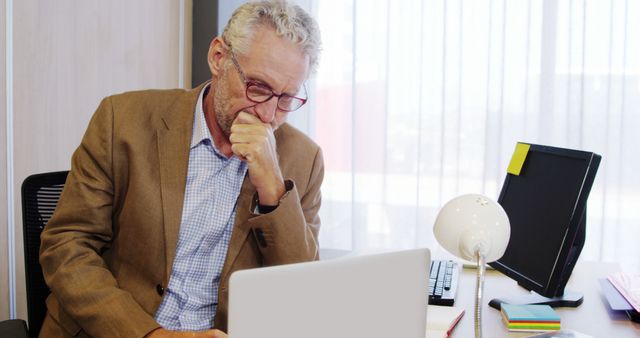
[145,327,228,338]
[230,111,286,206]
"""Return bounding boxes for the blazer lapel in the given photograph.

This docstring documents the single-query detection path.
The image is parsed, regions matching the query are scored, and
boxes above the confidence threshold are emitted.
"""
[156,84,205,283]
[220,176,256,282]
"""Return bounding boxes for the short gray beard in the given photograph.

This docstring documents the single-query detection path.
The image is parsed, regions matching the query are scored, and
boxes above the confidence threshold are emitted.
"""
[213,72,235,137]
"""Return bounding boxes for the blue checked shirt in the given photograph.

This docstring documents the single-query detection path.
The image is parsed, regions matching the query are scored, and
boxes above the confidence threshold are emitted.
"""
[154,84,248,331]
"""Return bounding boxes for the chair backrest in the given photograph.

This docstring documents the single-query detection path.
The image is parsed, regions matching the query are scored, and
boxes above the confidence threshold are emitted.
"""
[21,171,69,338]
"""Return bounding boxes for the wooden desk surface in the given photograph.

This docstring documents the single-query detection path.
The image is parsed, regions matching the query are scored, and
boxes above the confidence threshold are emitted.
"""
[449,261,640,337]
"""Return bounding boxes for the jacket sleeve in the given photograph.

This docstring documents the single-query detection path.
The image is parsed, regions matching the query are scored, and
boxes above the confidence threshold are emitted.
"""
[39,97,160,338]
[246,147,324,265]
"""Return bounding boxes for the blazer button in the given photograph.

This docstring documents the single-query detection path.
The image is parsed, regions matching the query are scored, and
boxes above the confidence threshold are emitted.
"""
[156,284,165,296]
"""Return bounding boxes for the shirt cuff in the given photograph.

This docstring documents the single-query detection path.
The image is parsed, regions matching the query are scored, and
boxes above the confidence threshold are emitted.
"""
[257,204,278,214]
[253,180,293,214]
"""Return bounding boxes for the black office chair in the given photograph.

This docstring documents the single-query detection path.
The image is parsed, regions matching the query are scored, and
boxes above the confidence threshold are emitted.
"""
[21,171,69,338]
[0,171,69,338]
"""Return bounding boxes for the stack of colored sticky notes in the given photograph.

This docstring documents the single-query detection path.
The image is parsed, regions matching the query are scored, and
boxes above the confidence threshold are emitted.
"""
[500,304,561,332]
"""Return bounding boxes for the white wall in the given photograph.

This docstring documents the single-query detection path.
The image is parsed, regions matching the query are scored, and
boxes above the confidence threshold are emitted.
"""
[1,0,9,322]
[2,0,191,322]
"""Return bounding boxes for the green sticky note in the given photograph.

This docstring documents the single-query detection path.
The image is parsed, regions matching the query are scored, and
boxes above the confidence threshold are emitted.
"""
[507,143,530,175]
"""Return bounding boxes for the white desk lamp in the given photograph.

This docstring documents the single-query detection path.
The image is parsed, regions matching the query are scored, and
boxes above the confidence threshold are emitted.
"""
[433,194,510,338]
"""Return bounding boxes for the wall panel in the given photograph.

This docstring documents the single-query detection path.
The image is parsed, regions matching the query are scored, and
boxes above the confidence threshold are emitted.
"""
[192,0,217,87]
[11,0,182,322]
[1,0,9,321]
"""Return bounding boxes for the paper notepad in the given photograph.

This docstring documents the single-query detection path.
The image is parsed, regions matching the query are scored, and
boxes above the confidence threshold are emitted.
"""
[500,304,560,332]
[426,305,464,338]
[527,329,594,338]
[608,272,640,313]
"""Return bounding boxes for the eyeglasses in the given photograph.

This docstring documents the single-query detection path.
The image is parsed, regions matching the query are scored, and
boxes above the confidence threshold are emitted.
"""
[228,51,307,112]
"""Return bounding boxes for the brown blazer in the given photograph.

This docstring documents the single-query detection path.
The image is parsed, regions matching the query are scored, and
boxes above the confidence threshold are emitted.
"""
[38,83,324,338]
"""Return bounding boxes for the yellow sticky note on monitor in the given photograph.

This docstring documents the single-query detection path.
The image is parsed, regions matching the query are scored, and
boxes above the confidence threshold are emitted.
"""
[507,143,530,175]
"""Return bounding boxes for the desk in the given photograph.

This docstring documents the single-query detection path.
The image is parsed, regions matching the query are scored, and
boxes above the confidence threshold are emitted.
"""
[450,261,640,337]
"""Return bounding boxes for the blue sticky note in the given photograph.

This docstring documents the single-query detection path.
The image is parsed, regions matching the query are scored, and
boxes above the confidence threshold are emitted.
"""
[501,304,560,322]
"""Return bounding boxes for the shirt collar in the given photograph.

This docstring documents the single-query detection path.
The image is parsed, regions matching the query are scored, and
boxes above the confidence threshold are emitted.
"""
[191,82,214,149]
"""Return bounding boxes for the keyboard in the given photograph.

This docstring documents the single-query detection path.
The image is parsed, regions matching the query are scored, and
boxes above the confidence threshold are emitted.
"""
[428,260,459,306]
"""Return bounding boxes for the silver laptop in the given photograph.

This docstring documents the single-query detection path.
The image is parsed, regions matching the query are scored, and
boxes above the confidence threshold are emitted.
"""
[228,248,430,338]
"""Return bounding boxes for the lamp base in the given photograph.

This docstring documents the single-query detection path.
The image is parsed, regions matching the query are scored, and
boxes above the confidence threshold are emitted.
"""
[488,289,584,310]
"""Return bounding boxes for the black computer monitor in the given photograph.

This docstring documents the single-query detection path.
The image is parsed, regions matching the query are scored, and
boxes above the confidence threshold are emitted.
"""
[488,143,601,309]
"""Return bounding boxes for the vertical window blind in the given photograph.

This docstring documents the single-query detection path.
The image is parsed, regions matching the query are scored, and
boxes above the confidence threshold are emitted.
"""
[286,0,640,269]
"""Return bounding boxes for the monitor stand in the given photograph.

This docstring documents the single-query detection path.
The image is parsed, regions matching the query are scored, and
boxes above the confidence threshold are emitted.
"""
[489,289,583,310]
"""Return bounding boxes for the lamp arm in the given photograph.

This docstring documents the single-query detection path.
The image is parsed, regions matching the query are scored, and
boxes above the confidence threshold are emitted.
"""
[475,251,486,338]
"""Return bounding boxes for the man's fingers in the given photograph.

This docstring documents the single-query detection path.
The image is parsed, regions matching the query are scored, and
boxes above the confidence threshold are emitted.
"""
[231,143,251,161]
[229,124,264,139]
[144,328,228,338]
[229,131,268,146]
[204,329,228,338]
[233,111,261,125]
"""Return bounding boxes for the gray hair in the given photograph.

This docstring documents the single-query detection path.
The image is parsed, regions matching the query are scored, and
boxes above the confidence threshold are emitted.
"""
[221,0,322,74]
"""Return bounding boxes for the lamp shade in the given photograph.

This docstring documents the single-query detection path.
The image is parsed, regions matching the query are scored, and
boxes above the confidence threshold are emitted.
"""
[433,194,510,262]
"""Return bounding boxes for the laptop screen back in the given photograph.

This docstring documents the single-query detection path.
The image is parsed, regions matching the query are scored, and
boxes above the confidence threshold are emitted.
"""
[228,248,431,338]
